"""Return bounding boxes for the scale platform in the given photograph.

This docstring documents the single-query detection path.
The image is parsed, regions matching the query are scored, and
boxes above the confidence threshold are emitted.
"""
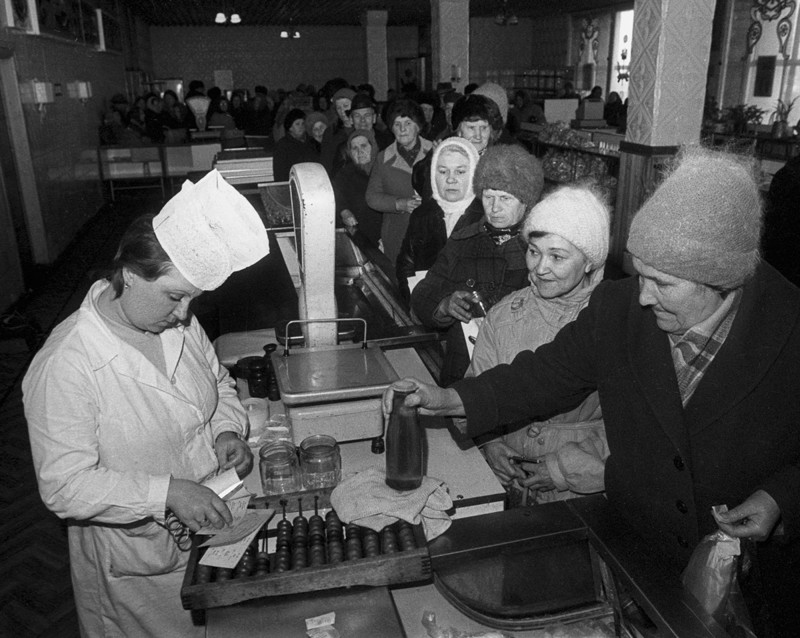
[270,343,399,444]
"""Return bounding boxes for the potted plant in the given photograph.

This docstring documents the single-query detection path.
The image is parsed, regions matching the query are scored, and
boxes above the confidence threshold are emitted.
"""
[771,97,797,139]
[726,104,765,136]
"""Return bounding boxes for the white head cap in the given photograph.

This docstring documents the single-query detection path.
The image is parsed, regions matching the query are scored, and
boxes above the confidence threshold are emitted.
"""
[523,185,610,268]
[152,169,269,290]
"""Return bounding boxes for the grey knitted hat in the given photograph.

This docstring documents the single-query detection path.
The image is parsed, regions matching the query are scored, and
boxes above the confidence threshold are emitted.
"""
[626,147,762,289]
[473,145,544,210]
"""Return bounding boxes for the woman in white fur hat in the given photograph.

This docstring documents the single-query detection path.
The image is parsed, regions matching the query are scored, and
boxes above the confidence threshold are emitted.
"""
[23,171,269,637]
[468,183,610,506]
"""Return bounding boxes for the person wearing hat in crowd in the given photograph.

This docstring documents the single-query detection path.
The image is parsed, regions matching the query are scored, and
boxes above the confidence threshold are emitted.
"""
[245,84,275,137]
[411,144,544,385]
[320,86,356,177]
[417,91,447,141]
[333,129,383,248]
[385,147,800,636]
[412,93,506,201]
[326,92,393,177]
[23,171,269,637]
[469,184,610,507]
[305,111,328,153]
[396,137,483,303]
[272,108,319,182]
[473,81,518,143]
[366,98,433,268]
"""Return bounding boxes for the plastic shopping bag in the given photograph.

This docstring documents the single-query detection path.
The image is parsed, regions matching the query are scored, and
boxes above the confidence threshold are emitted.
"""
[681,506,757,638]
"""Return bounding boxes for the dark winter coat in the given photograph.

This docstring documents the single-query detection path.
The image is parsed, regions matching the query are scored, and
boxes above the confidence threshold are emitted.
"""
[453,262,800,634]
[411,222,529,385]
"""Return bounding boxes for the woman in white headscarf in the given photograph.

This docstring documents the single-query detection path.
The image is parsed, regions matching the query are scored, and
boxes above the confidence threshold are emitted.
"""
[468,183,610,507]
[23,171,269,637]
[396,137,483,302]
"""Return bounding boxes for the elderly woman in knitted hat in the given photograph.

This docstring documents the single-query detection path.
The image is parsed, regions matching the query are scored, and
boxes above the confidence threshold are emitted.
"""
[411,144,544,384]
[273,108,319,182]
[366,98,433,267]
[470,184,610,507]
[23,171,269,636]
[396,137,482,302]
[385,147,800,636]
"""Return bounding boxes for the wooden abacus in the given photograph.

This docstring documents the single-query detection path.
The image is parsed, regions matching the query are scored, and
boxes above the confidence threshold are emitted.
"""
[180,487,431,612]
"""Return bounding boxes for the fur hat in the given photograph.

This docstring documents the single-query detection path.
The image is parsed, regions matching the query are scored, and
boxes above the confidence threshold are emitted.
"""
[451,94,504,133]
[283,108,306,131]
[626,147,762,289]
[473,145,544,210]
[385,98,426,130]
[524,185,610,268]
[473,82,509,124]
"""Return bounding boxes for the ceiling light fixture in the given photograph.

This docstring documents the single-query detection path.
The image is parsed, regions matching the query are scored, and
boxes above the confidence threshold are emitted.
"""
[230,12,241,24]
[494,0,518,26]
[215,11,226,24]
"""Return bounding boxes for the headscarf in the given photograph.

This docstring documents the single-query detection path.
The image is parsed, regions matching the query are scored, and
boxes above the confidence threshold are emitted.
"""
[429,138,480,236]
[346,128,379,174]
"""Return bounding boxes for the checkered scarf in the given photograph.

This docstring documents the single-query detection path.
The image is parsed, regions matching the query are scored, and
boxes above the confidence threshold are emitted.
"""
[670,292,741,406]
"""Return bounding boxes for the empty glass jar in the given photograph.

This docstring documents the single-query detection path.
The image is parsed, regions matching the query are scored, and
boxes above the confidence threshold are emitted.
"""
[259,441,300,495]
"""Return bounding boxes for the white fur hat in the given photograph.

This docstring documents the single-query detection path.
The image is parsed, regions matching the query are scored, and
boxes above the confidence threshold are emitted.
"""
[152,169,269,290]
[523,185,610,268]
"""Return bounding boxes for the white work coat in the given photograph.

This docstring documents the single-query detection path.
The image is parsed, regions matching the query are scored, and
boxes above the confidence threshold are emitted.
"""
[23,280,247,637]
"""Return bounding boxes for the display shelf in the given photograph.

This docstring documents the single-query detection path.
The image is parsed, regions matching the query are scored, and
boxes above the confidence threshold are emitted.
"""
[701,130,799,161]
[513,67,574,99]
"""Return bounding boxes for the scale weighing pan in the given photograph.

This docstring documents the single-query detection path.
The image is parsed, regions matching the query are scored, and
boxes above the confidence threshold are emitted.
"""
[271,342,399,405]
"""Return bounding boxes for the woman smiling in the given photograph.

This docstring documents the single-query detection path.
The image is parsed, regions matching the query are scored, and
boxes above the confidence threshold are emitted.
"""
[468,184,611,506]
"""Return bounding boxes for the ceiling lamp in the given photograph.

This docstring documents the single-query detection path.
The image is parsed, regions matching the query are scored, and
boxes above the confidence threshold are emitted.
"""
[494,0,518,26]
[230,12,241,24]
[215,11,226,24]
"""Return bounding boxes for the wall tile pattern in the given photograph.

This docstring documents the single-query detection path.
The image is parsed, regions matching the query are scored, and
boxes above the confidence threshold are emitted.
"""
[628,0,714,146]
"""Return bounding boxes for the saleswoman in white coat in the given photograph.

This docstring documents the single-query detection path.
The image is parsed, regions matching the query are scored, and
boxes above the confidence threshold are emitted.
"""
[23,170,269,637]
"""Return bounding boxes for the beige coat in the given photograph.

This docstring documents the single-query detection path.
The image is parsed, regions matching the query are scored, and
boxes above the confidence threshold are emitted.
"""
[23,280,247,637]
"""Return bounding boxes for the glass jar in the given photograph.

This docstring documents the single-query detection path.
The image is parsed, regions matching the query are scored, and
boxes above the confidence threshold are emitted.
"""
[299,434,342,490]
[259,441,300,495]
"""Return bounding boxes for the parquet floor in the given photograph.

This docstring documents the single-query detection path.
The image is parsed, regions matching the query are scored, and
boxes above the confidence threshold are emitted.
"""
[0,195,159,637]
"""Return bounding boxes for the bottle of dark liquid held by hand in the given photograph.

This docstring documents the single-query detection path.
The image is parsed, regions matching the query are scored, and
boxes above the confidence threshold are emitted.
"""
[385,382,424,491]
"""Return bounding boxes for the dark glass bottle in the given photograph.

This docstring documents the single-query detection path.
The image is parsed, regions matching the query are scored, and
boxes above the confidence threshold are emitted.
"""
[246,359,269,398]
[385,384,424,491]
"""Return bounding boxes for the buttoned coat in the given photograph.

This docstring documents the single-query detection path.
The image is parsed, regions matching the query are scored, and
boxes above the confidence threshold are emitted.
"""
[23,280,248,637]
[454,262,800,627]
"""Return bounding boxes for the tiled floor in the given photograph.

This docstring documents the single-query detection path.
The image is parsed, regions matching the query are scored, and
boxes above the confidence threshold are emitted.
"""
[0,191,294,636]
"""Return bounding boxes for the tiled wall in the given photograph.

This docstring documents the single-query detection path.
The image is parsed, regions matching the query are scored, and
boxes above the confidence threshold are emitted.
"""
[0,30,125,263]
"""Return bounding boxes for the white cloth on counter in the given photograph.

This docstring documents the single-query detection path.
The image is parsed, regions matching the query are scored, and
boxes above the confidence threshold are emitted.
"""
[330,466,453,540]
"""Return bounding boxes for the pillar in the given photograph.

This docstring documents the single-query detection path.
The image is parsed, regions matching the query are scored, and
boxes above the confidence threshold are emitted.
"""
[611,0,716,269]
[363,10,389,101]
[431,0,470,92]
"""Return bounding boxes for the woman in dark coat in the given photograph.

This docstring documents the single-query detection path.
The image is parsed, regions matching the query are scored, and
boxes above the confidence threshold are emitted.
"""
[272,108,319,182]
[389,148,800,637]
[397,137,483,303]
[411,145,544,385]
